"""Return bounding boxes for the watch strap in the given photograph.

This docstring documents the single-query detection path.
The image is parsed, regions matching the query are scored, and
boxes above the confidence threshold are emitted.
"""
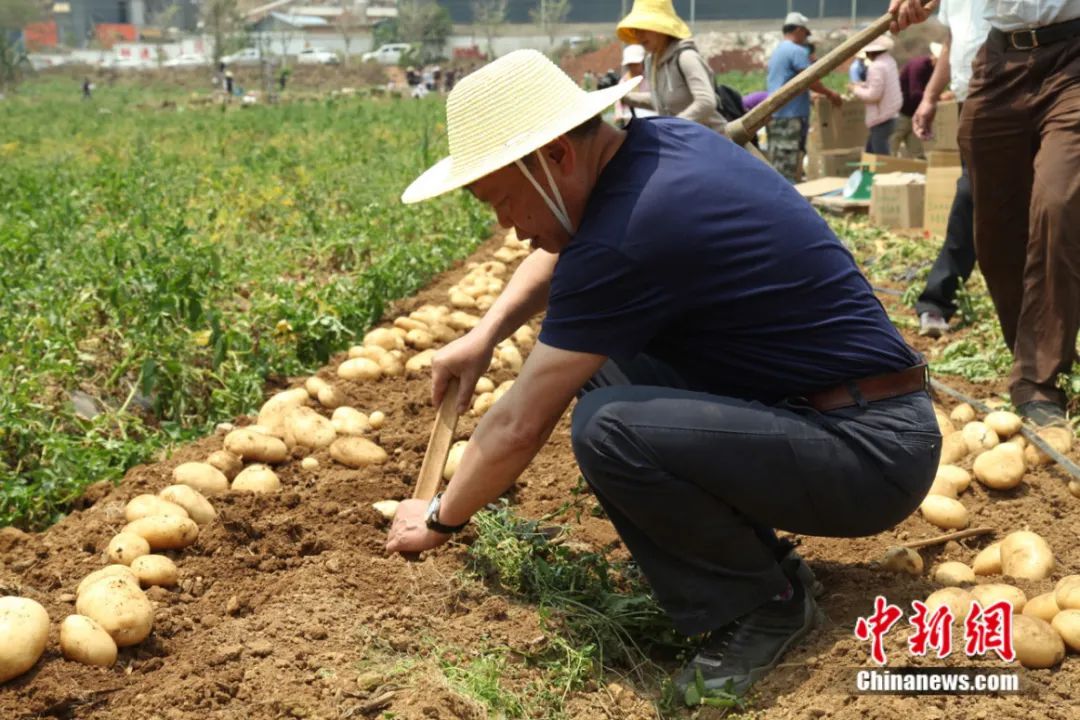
[426,492,468,534]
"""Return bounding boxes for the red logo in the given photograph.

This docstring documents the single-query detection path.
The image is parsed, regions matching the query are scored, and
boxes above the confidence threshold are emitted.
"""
[855,597,1015,664]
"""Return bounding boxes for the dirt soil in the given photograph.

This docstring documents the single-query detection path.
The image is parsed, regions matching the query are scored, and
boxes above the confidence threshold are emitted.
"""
[2,232,1079,719]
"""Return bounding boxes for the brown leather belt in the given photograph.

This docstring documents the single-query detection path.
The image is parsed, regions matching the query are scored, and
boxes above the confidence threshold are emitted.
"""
[804,364,929,412]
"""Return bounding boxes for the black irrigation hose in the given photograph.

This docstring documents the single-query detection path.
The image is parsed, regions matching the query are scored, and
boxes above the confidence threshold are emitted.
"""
[929,378,1080,483]
[867,279,1079,481]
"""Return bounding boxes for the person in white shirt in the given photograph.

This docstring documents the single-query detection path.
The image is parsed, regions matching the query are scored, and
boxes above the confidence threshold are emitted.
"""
[614,44,658,127]
[893,0,1080,427]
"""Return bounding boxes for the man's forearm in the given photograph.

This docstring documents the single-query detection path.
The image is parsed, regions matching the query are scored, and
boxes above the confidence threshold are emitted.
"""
[435,400,554,526]
[474,248,556,346]
[810,80,834,96]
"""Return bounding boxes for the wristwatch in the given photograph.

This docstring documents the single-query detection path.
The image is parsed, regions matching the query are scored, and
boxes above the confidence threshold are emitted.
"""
[425,492,469,534]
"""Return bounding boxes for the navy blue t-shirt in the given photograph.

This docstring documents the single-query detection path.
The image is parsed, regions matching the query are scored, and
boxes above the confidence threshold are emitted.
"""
[540,116,919,403]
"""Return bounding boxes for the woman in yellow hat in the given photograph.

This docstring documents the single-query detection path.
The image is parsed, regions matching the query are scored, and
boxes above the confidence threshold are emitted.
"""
[617,0,727,134]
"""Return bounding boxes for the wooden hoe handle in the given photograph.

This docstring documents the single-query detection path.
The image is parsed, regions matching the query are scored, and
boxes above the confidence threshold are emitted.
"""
[413,377,461,501]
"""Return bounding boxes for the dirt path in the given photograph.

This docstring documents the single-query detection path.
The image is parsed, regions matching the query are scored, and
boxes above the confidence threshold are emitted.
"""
[2,233,1078,719]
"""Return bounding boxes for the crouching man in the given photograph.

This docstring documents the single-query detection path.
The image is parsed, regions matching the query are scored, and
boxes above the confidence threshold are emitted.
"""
[386,50,940,696]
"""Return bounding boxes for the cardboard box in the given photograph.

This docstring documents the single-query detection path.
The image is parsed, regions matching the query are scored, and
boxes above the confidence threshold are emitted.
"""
[806,146,862,180]
[923,100,960,152]
[924,162,963,236]
[861,152,928,174]
[871,172,925,229]
[809,96,866,150]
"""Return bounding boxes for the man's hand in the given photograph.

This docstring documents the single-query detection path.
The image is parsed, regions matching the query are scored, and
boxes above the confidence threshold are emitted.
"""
[913,97,937,140]
[888,0,937,33]
[828,90,843,108]
[432,329,496,414]
[385,498,452,554]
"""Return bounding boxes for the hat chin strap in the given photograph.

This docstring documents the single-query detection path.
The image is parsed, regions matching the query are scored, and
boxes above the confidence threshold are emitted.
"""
[514,151,573,236]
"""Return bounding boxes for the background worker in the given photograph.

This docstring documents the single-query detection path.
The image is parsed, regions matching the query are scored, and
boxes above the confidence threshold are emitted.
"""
[890,42,940,157]
[766,12,842,182]
[911,0,991,338]
[614,44,657,127]
[893,0,1080,426]
[617,0,729,134]
[849,36,902,155]
[389,50,938,699]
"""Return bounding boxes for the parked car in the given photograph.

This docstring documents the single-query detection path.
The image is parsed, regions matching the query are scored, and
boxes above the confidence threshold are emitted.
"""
[102,56,153,70]
[362,43,411,65]
[296,48,339,65]
[163,53,208,68]
[221,48,267,66]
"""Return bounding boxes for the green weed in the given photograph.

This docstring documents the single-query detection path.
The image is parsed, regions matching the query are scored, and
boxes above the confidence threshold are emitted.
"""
[0,82,489,528]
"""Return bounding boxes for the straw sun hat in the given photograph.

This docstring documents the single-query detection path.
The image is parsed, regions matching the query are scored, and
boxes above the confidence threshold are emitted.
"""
[401,49,640,204]
[616,0,691,45]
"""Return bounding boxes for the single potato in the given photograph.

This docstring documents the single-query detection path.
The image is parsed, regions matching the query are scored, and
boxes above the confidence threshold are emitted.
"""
[284,406,336,450]
[60,614,117,667]
[970,584,1027,614]
[939,432,969,465]
[172,461,229,495]
[1050,610,1080,653]
[1022,592,1060,623]
[363,327,404,351]
[933,561,975,586]
[337,357,382,382]
[232,464,282,493]
[206,450,243,480]
[984,411,1022,438]
[920,495,969,530]
[368,410,386,430]
[158,485,216,525]
[925,587,975,621]
[76,565,139,597]
[962,421,999,456]
[131,555,179,588]
[75,577,153,647]
[950,403,976,424]
[0,596,50,683]
[331,407,369,436]
[372,500,399,520]
[879,546,923,576]
[973,443,1026,490]
[934,408,954,436]
[935,465,972,494]
[1054,575,1080,611]
[123,515,199,551]
[124,494,189,523]
[443,440,468,481]
[972,543,1002,576]
[223,429,288,464]
[1012,615,1064,668]
[106,531,151,566]
[405,349,436,373]
[1000,531,1055,581]
[329,437,388,468]
[1024,426,1074,467]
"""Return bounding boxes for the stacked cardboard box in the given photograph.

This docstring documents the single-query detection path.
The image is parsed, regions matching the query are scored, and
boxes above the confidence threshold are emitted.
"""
[923,151,963,237]
[805,96,866,180]
[871,172,926,229]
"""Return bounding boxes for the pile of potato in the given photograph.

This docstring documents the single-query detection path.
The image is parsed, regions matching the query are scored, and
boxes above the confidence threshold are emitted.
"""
[921,402,1078,531]
[491,230,531,264]
[878,528,1080,668]
[448,261,506,312]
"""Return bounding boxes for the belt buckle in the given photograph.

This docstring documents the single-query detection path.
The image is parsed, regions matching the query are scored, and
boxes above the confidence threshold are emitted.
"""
[1010,29,1038,49]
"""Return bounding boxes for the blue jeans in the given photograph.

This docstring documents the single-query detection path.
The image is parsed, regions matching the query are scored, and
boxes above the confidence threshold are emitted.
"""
[571,355,940,635]
[866,118,897,154]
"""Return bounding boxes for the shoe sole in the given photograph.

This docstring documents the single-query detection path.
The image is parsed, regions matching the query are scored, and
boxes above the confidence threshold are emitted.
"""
[698,593,820,697]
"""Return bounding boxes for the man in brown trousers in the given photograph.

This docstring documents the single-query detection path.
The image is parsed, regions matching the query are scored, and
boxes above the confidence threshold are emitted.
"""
[893,0,1080,426]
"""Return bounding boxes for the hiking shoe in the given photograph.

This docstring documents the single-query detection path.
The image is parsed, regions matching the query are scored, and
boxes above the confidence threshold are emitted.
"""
[782,547,824,597]
[918,311,949,338]
[674,561,817,698]
[1017,401,1068,428]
